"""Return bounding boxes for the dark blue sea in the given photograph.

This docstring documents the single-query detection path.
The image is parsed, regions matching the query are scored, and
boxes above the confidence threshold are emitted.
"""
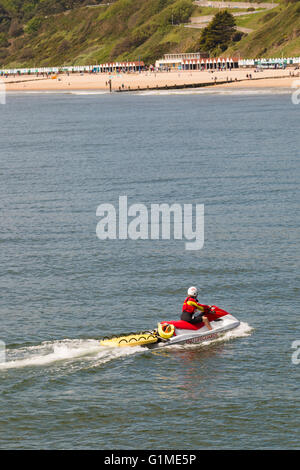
[0,88,299,449]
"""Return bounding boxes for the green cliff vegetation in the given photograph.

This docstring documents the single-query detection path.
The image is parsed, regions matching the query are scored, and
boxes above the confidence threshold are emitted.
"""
[0,0,299,67]
[0,0,202,66]
[228,1,300,58]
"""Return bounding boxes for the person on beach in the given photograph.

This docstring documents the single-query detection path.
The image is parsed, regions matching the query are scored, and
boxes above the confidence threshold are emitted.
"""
[181,286,213,330]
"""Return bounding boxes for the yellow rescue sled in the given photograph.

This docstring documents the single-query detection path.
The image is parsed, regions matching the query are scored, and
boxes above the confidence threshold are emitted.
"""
[100,331,159,348]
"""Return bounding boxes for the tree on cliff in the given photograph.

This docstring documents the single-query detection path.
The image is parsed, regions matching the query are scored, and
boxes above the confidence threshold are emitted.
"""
[199,10,236,54]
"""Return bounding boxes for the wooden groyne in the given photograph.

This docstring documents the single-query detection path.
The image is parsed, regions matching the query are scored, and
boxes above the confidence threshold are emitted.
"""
[114,75,293,93]
[115,80,230,92]
[3,78,51,84]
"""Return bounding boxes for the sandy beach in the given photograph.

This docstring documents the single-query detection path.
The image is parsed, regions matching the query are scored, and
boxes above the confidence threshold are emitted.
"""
[2,68,299,92]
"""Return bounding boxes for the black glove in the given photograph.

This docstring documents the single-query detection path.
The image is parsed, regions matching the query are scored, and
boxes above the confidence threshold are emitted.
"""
[192,312,203,321]
[208,306,216,313]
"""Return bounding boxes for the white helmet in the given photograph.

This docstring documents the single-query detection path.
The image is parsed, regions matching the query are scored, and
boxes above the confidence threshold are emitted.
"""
[187,286,198,297]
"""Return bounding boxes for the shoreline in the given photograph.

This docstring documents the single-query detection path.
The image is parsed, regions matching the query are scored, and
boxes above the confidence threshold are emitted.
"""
[2,68,299,93]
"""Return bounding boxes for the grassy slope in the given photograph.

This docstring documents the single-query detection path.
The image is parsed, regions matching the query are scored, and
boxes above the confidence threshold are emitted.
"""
[0,0,299,67]
[1,0,204,67]
[228,2,300,57]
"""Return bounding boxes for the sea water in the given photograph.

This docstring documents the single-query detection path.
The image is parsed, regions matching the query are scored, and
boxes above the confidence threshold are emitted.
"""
[0,89,299,449]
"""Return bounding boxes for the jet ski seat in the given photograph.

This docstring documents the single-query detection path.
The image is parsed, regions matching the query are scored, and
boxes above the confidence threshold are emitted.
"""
[163,320,203,330]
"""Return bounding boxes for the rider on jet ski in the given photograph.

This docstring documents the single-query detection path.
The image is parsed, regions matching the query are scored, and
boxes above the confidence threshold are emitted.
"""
[181,286,213,330]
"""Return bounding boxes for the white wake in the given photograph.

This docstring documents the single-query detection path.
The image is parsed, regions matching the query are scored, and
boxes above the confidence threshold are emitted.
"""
[0,322,253,371]
[0,338,139,371]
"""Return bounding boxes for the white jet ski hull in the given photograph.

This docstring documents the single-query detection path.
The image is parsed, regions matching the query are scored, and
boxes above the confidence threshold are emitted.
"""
[147,313,240,349]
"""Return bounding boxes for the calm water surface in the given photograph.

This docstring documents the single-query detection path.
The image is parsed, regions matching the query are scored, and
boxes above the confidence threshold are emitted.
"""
[0,90,299,449]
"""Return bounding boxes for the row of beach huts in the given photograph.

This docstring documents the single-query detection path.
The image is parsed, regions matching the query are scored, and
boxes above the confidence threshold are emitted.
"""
[1,55,300,76]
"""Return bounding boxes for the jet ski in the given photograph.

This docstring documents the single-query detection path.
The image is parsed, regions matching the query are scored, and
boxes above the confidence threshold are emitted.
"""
[100,306,240,349]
